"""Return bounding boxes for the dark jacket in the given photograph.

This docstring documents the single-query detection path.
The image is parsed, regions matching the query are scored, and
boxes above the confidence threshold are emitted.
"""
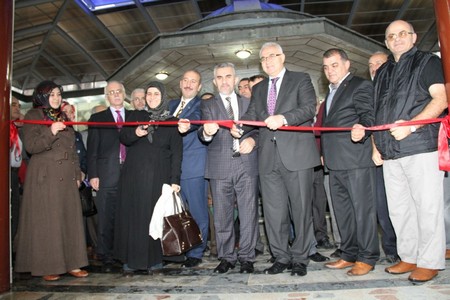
[373,47,442,160]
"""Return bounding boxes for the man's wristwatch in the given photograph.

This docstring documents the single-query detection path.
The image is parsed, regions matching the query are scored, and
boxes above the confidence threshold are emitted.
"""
[410,125,417,133]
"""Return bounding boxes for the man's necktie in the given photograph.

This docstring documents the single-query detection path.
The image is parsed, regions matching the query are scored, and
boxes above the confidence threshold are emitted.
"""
[267,77,279,115]
[325,85,338,115]
[225,97,240,156]
[115,110,126,163]
[175,100,185,118]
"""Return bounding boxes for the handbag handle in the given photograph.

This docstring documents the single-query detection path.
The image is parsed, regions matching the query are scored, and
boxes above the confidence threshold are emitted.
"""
[172,191,185,214]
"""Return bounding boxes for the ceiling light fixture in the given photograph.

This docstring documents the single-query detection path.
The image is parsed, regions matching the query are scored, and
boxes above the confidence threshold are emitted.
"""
[155,72,169,80]
[235,49,252,59]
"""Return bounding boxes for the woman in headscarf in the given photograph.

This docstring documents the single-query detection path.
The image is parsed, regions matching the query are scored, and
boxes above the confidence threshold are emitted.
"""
[14,81,89,281]
[114,81,182,276]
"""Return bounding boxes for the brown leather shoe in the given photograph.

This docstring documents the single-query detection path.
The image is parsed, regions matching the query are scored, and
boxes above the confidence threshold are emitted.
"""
[347,261,374,276]
[446,249,450,260]
[385,261,417,274]
[69,269,89,278]
[408,268,438,283]
[325,259,354,269]
[42,274,60,281]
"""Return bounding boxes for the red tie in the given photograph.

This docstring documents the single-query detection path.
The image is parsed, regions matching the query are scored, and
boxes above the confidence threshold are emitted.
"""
[115,110,126,162]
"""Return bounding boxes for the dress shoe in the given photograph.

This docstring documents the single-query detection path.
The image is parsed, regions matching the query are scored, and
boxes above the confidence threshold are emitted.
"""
[446,249,450,260]
[309,252,330,262]
[379,254,400,264]
[68,269,89,278]
[264,262,289,274]
[330,249,342,258]
[182,257,202,268]
[317,238,335,249]
[240,261,254,274]
[325,259,355,269]
[290,262,307,276]
[347,261,374,276]
[408,268,438,283]
[214,259,235,274]
[42,274,60,281]
[385,261,416,274]
[102,263,114,273]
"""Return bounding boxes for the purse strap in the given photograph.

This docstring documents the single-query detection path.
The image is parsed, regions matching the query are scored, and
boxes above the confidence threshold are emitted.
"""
[172,191,185,214]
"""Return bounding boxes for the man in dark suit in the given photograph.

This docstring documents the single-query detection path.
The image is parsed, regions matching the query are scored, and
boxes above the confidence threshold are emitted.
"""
[234,42,321,276]
[197,62,259,274]
[321,48,379,276]
[87,81,129,271]
[170,70,208,268]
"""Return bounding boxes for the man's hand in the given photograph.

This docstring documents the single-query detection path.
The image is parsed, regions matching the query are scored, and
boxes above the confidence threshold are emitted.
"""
[264,115,284,130]
[90,177,100,191]
[178,119,191,134]
[203,123,219,137]
[239,137,255,154]
[230,124,243,138]
[390,120,412,141]
[372,147,384,166]
[351,123,366,142]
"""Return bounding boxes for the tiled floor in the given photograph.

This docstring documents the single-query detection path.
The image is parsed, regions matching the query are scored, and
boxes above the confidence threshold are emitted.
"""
[2,248,450,299]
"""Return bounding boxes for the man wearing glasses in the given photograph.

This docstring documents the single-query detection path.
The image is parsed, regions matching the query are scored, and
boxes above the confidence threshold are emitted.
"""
[87,81,129,272]
[130,88,146,111]
[234,42,320,276]
[357,20,447,283]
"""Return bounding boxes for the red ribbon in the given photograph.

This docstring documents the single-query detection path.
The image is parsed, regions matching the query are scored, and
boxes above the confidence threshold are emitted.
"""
[14,117,450,170]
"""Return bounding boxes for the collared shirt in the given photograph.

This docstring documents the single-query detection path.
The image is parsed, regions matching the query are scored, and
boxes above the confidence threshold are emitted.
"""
[267,67,287,97]
[328,72,351,92]
[220,92,239,121]
[173,96,194,117]
[110,106,125,122]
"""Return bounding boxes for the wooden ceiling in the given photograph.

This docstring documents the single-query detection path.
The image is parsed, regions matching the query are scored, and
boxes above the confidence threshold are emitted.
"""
[13,0,439,100]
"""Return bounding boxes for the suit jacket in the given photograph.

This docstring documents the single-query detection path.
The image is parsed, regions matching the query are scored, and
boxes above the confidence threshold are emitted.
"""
[321,74,375,171]
[169,97,207,180]
[199,94,258,180]
[243,69,320,174]
[87,108,130,188]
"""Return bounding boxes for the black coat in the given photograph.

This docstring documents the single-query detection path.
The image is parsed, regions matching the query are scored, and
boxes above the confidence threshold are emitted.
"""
[114,110,183,269]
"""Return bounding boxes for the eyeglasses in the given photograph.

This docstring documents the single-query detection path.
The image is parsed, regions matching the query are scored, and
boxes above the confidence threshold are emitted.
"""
[107,89,124,96]
[260,53,282,63]
[385,30,414,41]
[133,97,145,102]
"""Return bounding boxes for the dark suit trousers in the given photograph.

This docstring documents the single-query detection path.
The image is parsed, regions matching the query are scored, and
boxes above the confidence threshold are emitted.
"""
[210,159,258,263]
[260,149,315,265]
[181,177,209,259]
[95,186,119,263]
[312,166,328,242]
[329,167,380,266]
[375,166,398,256]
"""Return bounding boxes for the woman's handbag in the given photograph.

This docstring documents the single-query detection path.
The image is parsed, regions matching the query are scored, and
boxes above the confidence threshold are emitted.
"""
[161,192,202,256]
[79,180,97,217]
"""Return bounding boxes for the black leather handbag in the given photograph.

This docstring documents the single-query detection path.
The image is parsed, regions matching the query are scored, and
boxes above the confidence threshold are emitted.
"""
[79,181,97,217]
[161,192,202,256]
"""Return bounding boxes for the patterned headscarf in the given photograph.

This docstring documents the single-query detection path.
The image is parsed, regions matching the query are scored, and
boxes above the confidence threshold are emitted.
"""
[32,80,66,122]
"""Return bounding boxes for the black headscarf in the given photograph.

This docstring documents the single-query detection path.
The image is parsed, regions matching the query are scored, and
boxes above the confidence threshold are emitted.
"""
[32,80,66,122]
[144,81,170,120]
[144,81,171,143]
